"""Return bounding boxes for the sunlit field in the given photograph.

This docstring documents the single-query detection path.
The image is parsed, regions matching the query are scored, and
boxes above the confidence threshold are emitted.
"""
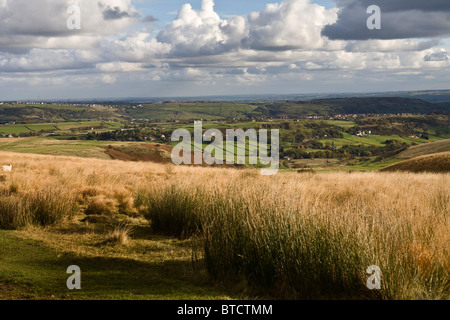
[0,151,449,299]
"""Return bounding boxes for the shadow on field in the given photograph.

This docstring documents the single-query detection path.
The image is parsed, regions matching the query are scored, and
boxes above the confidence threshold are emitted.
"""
[40,255,216,299]
[0,231,238,300]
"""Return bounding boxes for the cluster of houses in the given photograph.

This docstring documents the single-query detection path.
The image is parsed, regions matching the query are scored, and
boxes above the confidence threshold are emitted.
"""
[356,130,372,137]
[305,113,424,121]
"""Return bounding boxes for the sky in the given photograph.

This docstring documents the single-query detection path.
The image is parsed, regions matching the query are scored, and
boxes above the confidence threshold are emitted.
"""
[0,0,449,100]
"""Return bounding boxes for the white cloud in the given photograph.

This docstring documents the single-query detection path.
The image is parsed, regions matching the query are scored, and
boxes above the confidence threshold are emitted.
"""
[110,31,171,62]
[345,39,440,52]
[0,0,449,98]
[0,0,138,51]
[95,62,144,73]
[156,0,247,56]
[246,0,338,50]
[100,74,117,84]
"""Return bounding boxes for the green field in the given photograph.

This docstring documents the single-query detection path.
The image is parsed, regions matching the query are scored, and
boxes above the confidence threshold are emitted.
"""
[126,102,258,121]
[0,121,123,136]
[0,138,115,159]
[319,133,423,148]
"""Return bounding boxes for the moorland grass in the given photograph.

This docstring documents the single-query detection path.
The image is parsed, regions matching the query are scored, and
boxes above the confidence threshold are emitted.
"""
[0,151,448,299]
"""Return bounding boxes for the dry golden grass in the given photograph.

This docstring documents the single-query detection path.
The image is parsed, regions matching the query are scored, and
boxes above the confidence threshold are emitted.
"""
[381,151,450,173]
[105,223,134,246]
[0,150,449,299]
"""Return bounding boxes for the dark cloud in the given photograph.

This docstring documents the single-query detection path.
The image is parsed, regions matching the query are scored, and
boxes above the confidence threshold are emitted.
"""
[334,0,450,13]
[142,15,158,23]
[424,50,449,61]
[323,0,450,40]
[102,6,131,20]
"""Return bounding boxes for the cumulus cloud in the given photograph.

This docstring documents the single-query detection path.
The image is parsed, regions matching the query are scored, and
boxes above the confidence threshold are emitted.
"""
[0,0,139,51]
[323,0,450,40]
[246,0,338,50]
[110,31,171,63]
[333,0,450,13]
[0,49,97,73]
[0,0,449,98]
[156,0,247,56]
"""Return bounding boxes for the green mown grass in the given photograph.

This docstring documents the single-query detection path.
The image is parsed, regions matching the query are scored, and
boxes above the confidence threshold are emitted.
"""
[0,228,243,300]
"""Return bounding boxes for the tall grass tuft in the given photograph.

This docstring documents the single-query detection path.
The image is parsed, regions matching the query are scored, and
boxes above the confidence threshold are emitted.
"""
[141,179,449,299]
[0,194,31,229]
[0,187,78,229]
[27,188,79,227]
[106,223,134,246]
[142,185,203,239]
[202,189,372,299]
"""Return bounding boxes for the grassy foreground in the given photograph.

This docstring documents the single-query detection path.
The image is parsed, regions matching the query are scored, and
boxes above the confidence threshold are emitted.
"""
[0,151,449,300]
[0,228,239,300]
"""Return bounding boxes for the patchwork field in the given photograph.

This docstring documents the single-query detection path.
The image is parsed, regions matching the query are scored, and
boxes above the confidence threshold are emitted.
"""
[0,138,174,163]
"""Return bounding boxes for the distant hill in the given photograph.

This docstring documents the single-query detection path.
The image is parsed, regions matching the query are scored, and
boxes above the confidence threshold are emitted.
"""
[253,97,446,118]
[0,103,120,124]
[1,97,447,123]
[397,139,450,159]
[380,152,450,173]
[306,97,444,115]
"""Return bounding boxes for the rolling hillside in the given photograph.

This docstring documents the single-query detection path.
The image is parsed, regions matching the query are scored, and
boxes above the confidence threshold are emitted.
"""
[397,139,450,159]
[309,97,444,114]
[253,97,447,118]
[381,151,450,173]
[0,138,173,163]
[0,103,121,123]
[2,97,447,123]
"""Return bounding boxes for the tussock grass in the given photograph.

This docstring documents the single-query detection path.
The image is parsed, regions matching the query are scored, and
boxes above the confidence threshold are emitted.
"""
[0,187,78,229]
[85,195,119,216]
[105,223,134,246]
[141,185,203,239]
[202,194,370,299]
[0,151,448,299]
[27,188,78,227]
